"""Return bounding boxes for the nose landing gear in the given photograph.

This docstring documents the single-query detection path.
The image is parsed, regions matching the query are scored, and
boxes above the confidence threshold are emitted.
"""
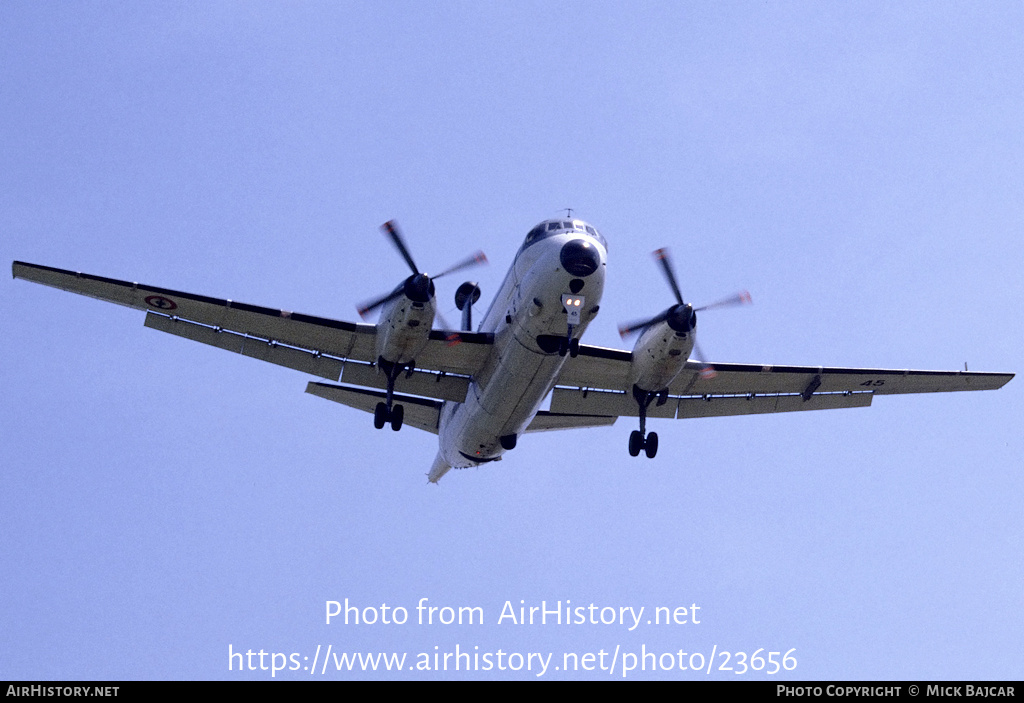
[560,294,585,358]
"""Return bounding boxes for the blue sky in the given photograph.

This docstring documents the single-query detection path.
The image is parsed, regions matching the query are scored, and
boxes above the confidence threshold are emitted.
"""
[2,2,1021,680]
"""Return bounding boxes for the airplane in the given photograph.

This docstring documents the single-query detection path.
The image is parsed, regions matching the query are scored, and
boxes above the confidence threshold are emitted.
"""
[12,217,1014,483]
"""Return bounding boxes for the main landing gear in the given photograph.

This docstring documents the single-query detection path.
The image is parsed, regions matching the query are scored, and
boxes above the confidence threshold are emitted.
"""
[374,357,409,431]
[629,429,658,458]
[628,384,663,458]
[374,401,404,431]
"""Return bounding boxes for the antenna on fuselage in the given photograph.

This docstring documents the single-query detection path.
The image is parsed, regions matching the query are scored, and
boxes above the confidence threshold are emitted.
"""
[563,208,574,218]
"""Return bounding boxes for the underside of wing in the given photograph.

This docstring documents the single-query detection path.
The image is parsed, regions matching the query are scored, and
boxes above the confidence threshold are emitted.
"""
[666,362,1014,397]
[550,386,874,419]
[554,342,633,389]
[14,261,377,359]
[13,261,493,402]
[552,342,1013,421]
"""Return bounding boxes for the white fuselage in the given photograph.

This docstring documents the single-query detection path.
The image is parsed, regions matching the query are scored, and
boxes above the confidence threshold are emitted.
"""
[436,228,606,470]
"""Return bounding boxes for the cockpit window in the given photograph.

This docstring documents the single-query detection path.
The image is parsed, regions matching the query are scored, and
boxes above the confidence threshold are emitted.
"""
[520,219,607,253]
[525,225,546,243]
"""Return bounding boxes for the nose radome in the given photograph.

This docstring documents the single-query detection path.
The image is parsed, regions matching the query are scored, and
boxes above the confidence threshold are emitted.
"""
[560,239,601,277]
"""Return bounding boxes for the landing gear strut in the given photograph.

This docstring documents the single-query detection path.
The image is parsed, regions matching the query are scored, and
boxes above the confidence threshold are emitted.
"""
[628,384,660,458]
[559,294,584,358]
[374,357,408,431]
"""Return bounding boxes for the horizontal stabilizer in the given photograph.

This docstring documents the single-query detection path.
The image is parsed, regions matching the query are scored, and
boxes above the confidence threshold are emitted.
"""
[525,411,617,433]
[305,382,442,434]
[340,361,469,403]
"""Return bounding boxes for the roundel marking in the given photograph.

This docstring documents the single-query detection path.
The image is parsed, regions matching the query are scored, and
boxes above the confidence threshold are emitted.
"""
[145,295,178,311]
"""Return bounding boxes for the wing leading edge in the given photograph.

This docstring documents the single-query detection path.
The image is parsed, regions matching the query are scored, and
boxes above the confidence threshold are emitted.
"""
[13,261,493,408]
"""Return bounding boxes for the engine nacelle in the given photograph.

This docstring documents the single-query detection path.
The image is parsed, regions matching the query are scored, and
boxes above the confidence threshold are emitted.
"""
[374,292,436,366]
[629,321,694,393]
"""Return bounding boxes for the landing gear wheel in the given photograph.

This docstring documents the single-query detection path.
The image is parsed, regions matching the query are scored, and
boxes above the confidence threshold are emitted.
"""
[373,402,388,429]
[644,432,659,459]
[390,404,404,431]
[629,430,643,457]
[569,338,580,357]
[557,339,568,357]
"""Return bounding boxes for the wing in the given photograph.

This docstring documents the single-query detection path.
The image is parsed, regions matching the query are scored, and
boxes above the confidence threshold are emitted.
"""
[12,261,493,407]
[551,343,1014,420]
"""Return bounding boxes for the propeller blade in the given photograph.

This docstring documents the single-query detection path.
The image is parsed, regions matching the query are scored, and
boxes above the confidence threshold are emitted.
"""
[356,288,404,319]
[653,248,684,306]
[621,247,748,376]
[618,310,670,338]
[433,250,488,280]
[381,220,420,275]
[361,221,487,328]
[694,290,752,312]
[692,337,718,380]
[433,308,463,346]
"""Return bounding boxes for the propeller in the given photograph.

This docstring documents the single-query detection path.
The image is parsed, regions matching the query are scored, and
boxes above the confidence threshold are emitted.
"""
[617,247,751,379]
[357,220,487,320]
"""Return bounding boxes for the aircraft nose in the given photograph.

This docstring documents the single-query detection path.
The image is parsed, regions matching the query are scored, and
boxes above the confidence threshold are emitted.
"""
[560,239,601,277]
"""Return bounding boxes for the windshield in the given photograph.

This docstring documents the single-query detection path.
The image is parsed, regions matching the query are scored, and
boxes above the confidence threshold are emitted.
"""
[521,219,607,251]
